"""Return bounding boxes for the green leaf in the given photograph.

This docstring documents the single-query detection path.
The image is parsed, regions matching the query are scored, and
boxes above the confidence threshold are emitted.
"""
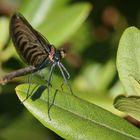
[74,60,116,93]
[117,27,140,95]
[19,0,70,27]
[0,17,9,51]
[18,0,91,46]
[16,84,140,140]
[38,3,92,46]
[114,95,140,121]
[19,0,54,27]
[0,111,57,140]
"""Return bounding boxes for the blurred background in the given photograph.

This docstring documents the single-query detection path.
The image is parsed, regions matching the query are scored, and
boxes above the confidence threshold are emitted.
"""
[0,0,140,139]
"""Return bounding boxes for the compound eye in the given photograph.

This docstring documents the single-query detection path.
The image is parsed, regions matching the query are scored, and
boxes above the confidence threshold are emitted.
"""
[60,50,66,59]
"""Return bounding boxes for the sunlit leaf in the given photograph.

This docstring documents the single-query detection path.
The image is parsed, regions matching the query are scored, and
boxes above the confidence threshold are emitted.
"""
[16,84,140,140]
[38,3,92,46]
[117,27,140,95]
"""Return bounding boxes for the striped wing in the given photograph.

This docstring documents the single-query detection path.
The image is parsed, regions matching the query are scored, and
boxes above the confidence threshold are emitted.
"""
[10,12,51,67]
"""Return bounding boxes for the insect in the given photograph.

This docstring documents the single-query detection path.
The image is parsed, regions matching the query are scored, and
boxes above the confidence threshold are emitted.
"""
[0,12,73,119]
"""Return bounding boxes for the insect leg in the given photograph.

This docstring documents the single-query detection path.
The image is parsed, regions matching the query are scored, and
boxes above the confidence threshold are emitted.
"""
[47,63,56,120]
[39,70,52,87]
[48,89,58,119]
[59,62,71,92]
[59,62,70,79]
[60,82,64,92]
[37,58,52,87]
[57,63,73,95]
[22,73,33,102]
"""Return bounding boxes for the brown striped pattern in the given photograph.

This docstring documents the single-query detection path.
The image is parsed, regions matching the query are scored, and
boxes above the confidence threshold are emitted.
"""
[10,13,51,67]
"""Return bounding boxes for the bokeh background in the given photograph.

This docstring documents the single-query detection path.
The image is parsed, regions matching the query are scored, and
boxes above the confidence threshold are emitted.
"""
[0,0,140,139]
